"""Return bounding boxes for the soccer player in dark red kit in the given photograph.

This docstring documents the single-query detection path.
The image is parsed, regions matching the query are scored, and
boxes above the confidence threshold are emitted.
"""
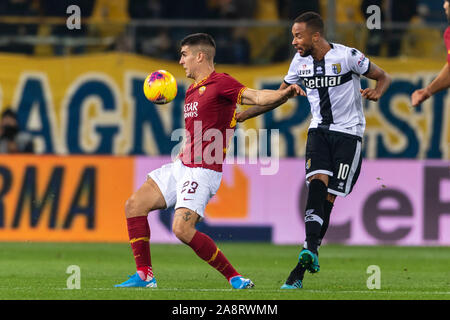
[115,33,301,289]
[411,0,450,106]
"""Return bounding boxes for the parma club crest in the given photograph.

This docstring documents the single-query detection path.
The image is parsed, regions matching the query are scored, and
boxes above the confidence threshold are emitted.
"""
[332,63,341,74]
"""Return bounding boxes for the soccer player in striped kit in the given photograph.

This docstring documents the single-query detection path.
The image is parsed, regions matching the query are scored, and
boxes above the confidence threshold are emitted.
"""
[237,12,391,289]
[411,0,450,106]
[115,33,301,289]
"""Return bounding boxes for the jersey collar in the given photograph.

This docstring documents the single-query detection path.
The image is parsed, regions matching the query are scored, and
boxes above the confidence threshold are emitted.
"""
[193,71,216,89]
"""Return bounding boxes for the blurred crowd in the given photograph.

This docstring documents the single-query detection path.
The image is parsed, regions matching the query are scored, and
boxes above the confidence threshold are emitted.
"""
[0,0,447,64]
[0,109,34,154]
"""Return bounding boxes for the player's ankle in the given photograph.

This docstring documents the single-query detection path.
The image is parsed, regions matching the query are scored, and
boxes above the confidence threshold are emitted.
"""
[137,266,153,280]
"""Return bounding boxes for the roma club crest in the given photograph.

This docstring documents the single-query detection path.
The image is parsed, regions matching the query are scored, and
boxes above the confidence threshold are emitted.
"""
[198,86,206,95]
[332,63,341,75]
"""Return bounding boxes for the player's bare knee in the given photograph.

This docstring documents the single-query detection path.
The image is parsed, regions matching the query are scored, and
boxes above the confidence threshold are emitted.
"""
[172,223,192,243]
[125,194,147,218]
[124,195,137,218]
[172,210,198,243]
[172,224,184,241]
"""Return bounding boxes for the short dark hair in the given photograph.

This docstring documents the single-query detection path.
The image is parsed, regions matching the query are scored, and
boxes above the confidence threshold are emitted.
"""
[181,33,216,50]
[180,33,216,60]
[294,11,324,36]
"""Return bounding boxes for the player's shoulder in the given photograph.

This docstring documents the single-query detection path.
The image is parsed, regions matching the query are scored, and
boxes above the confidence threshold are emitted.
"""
[330,42,350,50]
[331,43,363,57]
[211,71,233,79]
[211,71,230,82]
[213,71,233,80]
[213,72,242,85]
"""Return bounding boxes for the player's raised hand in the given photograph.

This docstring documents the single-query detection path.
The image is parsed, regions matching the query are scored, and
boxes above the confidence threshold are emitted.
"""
[360,88,381,101]
[410,88,431,107]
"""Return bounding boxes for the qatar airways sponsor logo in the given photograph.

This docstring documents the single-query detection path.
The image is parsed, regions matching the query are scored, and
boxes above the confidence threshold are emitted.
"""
[184,102,198,119]
[170,120,280,175]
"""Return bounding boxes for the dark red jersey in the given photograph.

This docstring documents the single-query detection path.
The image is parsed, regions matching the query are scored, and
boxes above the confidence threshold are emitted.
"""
[445,26,450,64]
[179,71,246,172]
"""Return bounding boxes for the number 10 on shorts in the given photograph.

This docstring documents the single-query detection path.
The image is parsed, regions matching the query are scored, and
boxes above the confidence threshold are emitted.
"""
[337,163,350,180]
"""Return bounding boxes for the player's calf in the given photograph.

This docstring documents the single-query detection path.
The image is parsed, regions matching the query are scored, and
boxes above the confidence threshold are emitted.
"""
[120,178,167,287]
[186,230,252,287]
[304,179,328,254]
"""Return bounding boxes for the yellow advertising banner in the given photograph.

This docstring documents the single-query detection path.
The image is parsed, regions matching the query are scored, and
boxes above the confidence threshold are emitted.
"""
[0,53,448,159]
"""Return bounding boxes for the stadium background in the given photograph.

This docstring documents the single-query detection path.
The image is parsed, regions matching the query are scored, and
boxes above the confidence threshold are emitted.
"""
[0,0,448,247]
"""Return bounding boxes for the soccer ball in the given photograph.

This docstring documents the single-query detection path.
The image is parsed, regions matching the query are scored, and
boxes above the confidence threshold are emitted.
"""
[143,70,177,104]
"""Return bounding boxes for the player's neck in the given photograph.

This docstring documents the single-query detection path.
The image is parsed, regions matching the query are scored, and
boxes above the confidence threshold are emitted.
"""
[311,39,332,62]
[194,66,215,85]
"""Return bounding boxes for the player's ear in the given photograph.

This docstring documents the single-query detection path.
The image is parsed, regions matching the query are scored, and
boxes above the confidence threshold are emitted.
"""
[312,31,320,43]
[196,49,205,63]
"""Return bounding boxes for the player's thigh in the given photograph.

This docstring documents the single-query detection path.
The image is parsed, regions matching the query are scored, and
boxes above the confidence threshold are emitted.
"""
[144,160,180,211]
[125,178,167,218]
[305,129,333,180]
[328,134,363,197]
[126,161,179,217]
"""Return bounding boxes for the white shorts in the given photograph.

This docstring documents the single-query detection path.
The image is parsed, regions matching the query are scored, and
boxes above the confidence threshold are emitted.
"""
[147,159,222,217]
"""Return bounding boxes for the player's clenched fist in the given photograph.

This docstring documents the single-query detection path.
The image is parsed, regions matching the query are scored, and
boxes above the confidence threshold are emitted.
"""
[360,88,381,101]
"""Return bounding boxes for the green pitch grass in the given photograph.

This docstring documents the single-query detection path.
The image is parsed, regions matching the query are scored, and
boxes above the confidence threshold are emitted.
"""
[0,242,449,300]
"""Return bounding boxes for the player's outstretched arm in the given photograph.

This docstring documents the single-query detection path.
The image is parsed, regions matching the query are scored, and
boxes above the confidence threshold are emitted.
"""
[236,83,305,122]
[240,83,303,106]
[359,62,391,101]
[411,63,450,107]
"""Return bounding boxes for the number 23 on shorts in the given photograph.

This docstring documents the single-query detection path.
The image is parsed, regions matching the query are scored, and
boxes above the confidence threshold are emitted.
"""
[181,180,198,194]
